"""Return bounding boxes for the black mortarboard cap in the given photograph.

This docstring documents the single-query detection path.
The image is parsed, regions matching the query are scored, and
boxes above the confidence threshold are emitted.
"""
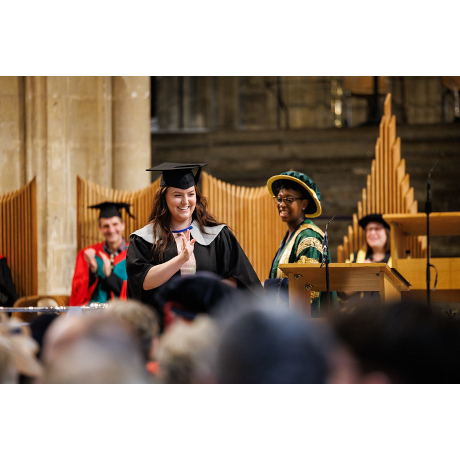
[146,162,207,189]
[358,213,390,230]
[88,201,135,219]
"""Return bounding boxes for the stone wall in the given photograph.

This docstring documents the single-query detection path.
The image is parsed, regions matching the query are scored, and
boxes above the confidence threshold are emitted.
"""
[153,76,459,132]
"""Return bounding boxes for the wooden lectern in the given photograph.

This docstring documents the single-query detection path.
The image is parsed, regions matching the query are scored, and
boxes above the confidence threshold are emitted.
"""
[383,212,460,303]
[279,263,411,317]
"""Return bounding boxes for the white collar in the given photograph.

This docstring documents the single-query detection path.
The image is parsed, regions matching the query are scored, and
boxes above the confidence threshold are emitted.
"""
[131,220,227,246]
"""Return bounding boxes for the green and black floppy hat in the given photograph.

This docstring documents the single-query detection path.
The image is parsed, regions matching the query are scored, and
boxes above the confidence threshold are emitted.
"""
[267,170,322,218]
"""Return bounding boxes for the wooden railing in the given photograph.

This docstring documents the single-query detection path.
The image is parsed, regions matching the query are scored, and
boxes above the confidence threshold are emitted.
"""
[77,173,286,281]
[0,178,37,297]
[337,94,427,262]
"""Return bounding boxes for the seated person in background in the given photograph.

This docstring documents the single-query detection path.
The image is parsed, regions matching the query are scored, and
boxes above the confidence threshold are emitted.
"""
[69,201,134,306]
[105,298,160,376]
[340,213,391,302]
[40,312,152,384]
[347,213,391,265]
[264,170,337,313]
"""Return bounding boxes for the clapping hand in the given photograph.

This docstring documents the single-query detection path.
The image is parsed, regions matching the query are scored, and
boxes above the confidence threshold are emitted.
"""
[180,229,196,262]
[98,251,112,277]
[84,248,98,273]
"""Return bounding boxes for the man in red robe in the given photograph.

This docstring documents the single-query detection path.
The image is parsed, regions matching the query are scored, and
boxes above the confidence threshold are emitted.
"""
[69,202,134,306]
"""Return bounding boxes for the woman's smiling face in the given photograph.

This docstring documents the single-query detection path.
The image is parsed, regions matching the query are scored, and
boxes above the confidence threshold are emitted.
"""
[365,222,388,251]
[166,186,197,228]
[275,188,309,227]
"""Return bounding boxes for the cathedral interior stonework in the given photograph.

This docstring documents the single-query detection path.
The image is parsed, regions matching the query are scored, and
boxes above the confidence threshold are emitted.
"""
[0,76,459,295]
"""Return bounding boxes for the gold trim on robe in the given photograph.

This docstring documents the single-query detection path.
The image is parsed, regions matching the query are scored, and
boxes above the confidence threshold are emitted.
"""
[276,223,324,278]
[296,238,324,258]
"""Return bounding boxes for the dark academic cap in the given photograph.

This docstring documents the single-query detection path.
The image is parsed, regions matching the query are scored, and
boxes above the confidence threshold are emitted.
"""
[88,201,135,219]
[146,162,207,189]
[358,213,390,230]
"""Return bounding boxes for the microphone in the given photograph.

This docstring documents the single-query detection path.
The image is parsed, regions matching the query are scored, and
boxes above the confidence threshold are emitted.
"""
[321,212,338,268]
[321,232,328,268]
[426,156,442,307]
[321,211,338,312]
[425,158,440,215]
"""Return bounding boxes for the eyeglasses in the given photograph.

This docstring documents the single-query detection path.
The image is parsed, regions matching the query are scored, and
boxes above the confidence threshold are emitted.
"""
[365,226,385,233]
[272,196,303,205]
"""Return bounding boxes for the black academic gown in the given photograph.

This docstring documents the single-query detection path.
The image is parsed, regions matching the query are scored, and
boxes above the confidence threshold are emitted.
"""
[126,221,262,326]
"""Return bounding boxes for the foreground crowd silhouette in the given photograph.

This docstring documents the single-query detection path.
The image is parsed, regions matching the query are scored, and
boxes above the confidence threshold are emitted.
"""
[1,271,460,384]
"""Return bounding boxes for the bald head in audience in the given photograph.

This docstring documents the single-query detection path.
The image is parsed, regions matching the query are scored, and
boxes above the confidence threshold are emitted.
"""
[105,299,160,364]
[41,312,152,384]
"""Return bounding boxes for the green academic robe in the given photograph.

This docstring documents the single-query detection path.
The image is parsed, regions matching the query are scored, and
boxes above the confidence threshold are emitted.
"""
[266,218,337,314]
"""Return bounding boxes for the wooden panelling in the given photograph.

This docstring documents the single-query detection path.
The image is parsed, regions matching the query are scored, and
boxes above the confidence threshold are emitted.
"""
[0,178,37,297]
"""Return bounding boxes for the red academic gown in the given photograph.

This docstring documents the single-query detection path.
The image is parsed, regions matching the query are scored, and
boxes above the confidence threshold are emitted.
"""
[69,242,128,306]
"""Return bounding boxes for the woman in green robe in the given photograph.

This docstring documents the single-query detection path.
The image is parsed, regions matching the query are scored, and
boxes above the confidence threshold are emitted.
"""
[264,171,336,315]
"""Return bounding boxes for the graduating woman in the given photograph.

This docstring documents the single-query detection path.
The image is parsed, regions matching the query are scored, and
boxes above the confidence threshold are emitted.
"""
[126,163,262,326]
[264,170,336,315]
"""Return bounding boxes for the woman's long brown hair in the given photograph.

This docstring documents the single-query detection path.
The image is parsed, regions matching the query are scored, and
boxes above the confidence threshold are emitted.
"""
[148,186,222,262]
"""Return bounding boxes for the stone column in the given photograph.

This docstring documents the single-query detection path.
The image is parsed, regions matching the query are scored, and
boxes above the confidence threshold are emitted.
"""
[24,76,48,293]
[47,77,114,294]
[112,76,151,191]
[0,76,25,193]
[22,76,114,295]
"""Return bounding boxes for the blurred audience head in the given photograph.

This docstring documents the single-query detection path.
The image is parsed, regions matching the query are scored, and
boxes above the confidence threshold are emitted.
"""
[329,301,460,384]
[29,313,59,360]
[105,298,160,363]
[214,300,333,384]
[155,271,238,324]
[41,312,152,384]
[0,335,17,383]
[0,312,44,383]
[156,314,219,384]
